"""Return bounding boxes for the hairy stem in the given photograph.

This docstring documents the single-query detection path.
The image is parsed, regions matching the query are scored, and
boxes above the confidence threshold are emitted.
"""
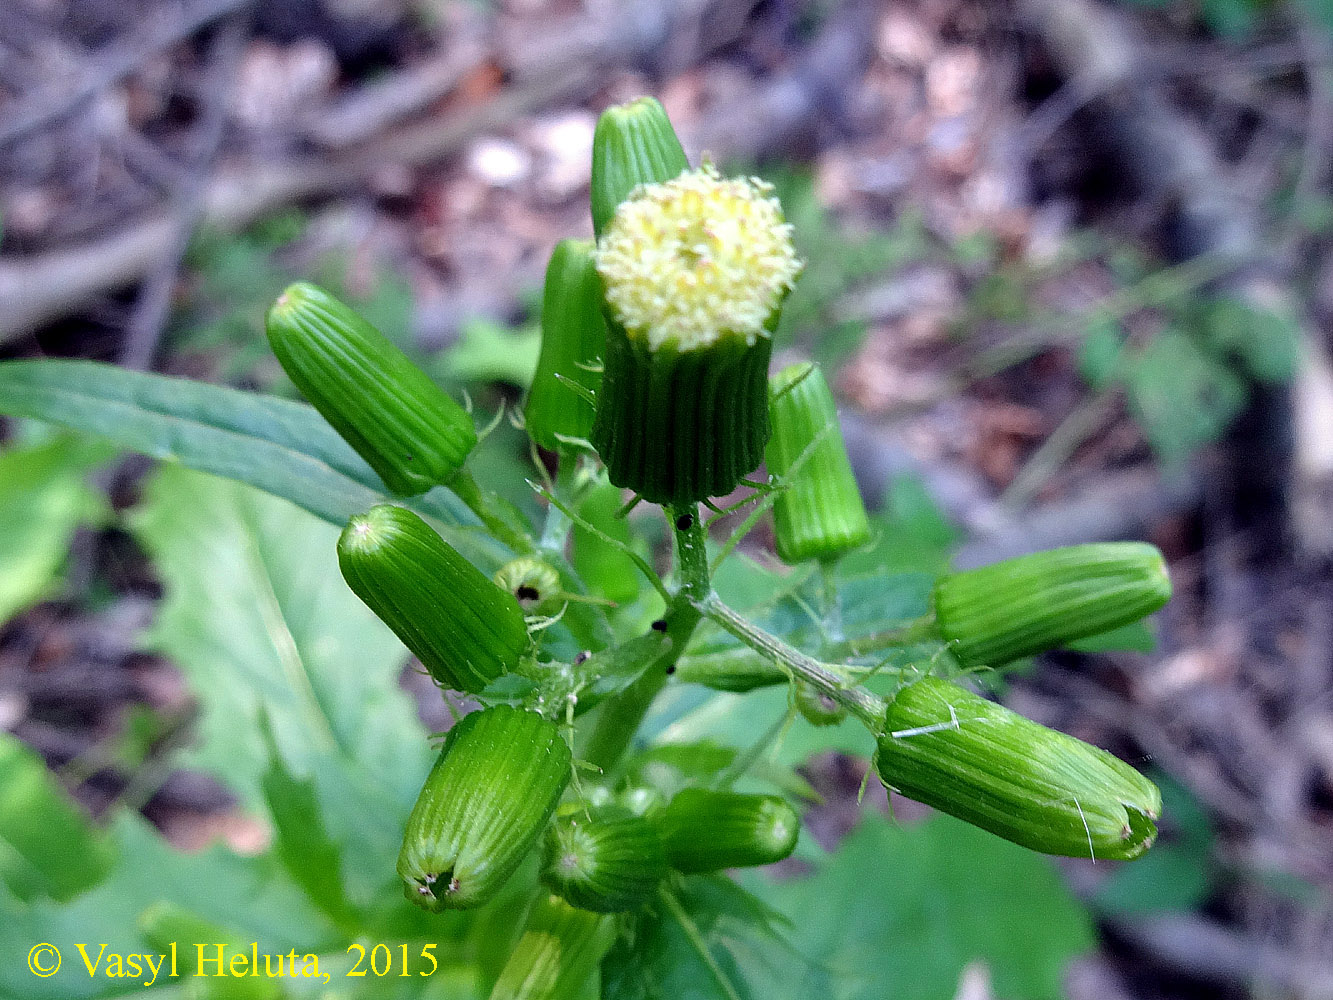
[580,503,708,770]
[697,595,884,730]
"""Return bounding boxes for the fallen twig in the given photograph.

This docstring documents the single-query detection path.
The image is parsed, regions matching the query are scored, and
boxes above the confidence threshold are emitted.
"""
[0,0,252,147]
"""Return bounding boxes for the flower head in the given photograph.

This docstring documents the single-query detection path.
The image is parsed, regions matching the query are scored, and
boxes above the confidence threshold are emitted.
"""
[595,164,802,351]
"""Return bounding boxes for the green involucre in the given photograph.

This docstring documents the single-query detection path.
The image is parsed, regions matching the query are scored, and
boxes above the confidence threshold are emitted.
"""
[265,282,475,496]
[766,363,870,563]
[658,788,800,873]
[541,807,667,912]
[590,97,689,237]
[489,894,616,1000]
[524,240,605,452]
[934,542,1172,667]
[399,706,571,911]
[876,677,1160,860]
[338,504,529,693]
[591,328,772,506]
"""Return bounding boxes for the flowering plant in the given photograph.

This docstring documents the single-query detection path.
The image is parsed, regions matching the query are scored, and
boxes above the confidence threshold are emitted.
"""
[0,96,1169,1000]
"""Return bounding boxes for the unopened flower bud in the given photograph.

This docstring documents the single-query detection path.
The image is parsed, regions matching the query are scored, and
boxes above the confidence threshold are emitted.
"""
[766,363,870,563]
[339,505,529,693]
[495,556,564,616]
[399,706,570,911]
[933,542,1172,667]
[590,96,689,236]
[542,806,667,912]
[488,894,615,1000]
[658,788,800,873]
[266,282,475,496]
[524,240,605,452]
[876,677,1160,860]
[795,681,847,727]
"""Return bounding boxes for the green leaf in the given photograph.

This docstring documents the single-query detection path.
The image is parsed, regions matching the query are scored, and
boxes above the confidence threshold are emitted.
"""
[1126,330,1247,465]
[443,317,542,387]
[0,434,108,625]
[1077,317,1124,390]
[603,876,800,1000]
[0,361,504,566]
[0,733,113,902]
[127,465,435,910]
[746,813,1096,1000]
[259,714,358,929]
[1200,296,1299,385]
[0,812,338,1000]
[839,475,958,578]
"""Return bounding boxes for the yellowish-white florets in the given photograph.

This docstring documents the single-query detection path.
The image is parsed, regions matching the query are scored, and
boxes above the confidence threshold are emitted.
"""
[594,164,803,351]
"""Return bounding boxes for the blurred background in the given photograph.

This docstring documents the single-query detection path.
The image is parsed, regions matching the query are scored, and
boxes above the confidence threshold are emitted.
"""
[2,0,1333,997]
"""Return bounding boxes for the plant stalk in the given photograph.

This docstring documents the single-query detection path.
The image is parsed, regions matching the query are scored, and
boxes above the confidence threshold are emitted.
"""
[696,594,884,730]
[580,503,709,770]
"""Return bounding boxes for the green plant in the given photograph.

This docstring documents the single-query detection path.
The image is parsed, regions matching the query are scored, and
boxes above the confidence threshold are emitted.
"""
[0,98,1174,999]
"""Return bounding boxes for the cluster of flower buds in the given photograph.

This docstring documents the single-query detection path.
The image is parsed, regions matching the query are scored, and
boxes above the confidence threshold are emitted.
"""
[536,785,802,915]
[258,89,1173,978]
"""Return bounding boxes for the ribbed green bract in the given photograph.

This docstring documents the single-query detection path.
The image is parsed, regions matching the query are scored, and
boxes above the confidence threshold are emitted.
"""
[489,894,615,1000]
[876,677,1160,860]
[399,706,570,911]
[934,542,1172,667]
[658,788,800,873]
[265,282,475,496]
[590,97,689,237]
[338,505,528,693]
[541,807,667,912]
[592,329,772,506]
[524,240,605,452]
[766,363,870,563]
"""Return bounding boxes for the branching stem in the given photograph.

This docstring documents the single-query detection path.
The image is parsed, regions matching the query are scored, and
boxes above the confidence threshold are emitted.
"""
[697,594,884,730]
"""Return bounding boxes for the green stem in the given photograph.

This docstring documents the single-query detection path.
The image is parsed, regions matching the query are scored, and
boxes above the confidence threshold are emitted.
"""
[451,469,536,555]
[698,594,884,730]
[818,559,845,645]
[581,504,709,770]
[659,888,744,1000]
